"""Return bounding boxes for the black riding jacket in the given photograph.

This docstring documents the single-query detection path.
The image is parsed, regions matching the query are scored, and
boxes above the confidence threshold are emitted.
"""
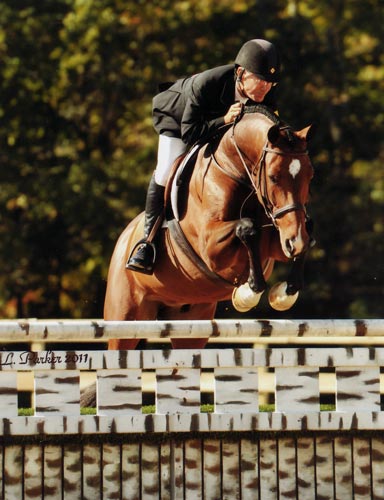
[152,64,277,145]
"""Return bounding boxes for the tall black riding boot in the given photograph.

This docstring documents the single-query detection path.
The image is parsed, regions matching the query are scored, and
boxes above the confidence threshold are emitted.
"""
[126,175,165,274]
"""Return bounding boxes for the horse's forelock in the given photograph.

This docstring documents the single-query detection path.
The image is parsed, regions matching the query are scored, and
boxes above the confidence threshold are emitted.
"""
[277,126,309,153]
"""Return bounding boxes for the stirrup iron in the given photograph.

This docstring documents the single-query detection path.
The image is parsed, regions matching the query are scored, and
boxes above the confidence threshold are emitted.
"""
[126,239,157,275]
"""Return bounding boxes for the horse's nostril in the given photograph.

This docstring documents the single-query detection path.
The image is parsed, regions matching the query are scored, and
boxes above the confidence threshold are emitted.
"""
[285,238,295,255]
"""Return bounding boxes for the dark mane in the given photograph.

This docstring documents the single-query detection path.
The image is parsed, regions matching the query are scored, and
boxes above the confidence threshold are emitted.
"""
[243,104,302,149]
[207,104,301,153]
[243,103,281,125]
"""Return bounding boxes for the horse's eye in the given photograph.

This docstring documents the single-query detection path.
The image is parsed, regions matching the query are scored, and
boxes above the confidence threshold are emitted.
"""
[269,175,278,184]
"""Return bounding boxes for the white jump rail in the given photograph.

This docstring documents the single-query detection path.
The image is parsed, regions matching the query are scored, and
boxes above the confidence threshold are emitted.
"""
[0,318,382,342]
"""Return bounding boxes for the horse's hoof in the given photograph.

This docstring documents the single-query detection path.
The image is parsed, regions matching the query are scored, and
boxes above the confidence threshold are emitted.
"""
[232,283,263,312]
[269,282,299,311]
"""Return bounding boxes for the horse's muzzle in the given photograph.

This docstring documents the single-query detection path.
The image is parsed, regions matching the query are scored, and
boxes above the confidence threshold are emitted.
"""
[283,231,309,258]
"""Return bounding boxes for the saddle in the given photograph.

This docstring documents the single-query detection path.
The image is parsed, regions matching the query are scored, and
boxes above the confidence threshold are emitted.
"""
[164,143,200,222]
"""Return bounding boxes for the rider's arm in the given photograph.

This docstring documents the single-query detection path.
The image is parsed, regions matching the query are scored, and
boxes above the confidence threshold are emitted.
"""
[180,93,225,145]
[180,67,233,145]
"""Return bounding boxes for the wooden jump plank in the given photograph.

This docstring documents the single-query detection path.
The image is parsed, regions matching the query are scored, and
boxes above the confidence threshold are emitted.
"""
[3,445,23,500]
[333,436,353,499]
[97,369,142,415]
[296,437,316,500]
[43,445,62,500]
[0,444,2,498]
[240,439,259,500]
[24,444,43,500]
[4,410,384,436]
[63,444,82,500]
[315,436,334,500]
[371,437,384,499]
[121,443,140,500]
[275,367,319,412]
[203,439,222,500]
[214,367,258,414]
[336,367,380,411]
[2,435,384,498]
[222,439,241,499]
[3,347,384,373]
[184,439,203,500]
[353,437,372,499]
[278,438,297,499]
[0,372,17,417]
[156,367,200,414]
[171,440,184,499]
[34,370,80,416]
[159,442,172,500]
[82,444,101,499]
[102,444,121,499]
[141,442,160,497]
[259,439,277,499]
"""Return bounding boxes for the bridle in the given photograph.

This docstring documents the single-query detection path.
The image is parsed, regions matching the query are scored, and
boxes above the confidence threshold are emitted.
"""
[211,121,310,228]
[251,140,309,227]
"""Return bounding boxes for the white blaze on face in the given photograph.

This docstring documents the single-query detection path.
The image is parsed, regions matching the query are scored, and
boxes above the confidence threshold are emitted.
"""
[289,159,301,178]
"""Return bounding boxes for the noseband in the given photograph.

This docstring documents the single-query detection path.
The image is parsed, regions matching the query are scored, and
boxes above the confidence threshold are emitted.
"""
[229,123,309,227]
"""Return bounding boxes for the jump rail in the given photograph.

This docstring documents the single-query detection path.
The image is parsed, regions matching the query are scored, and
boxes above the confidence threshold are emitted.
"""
[1,319,384,499]
[0,318,382,342]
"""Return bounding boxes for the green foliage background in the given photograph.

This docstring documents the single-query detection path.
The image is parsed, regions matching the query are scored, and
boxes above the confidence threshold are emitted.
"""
[0,0,382,319]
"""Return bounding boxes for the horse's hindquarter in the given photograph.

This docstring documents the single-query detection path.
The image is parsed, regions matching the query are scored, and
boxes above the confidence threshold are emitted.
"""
[103,215,191,319]
[104,214,147,319]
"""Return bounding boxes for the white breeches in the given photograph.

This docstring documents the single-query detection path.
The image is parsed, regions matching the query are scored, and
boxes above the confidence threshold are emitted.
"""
[154,135,188,186]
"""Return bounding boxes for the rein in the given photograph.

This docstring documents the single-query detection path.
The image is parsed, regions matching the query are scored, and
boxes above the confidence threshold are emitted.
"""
[253,141,309,226]
[212,116,310,228]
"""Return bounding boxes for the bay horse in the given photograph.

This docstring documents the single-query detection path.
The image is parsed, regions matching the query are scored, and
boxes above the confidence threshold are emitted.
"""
[104,106,315,350]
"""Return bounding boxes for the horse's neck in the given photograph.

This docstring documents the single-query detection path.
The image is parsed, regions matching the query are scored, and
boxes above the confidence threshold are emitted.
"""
[190,145,258,221]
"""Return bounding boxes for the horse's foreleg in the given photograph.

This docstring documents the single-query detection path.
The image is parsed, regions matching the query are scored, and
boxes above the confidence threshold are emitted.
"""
[286,253,306,295]
[283,216,313,295]
[231,218,266,312]
[268,253,307,311]
[235,218,266,292]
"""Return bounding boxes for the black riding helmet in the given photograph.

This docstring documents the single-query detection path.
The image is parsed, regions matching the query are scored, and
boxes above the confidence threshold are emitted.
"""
[235,39,280,83]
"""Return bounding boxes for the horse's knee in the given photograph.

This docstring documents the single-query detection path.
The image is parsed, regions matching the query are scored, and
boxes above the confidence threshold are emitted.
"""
[235,218,257,240]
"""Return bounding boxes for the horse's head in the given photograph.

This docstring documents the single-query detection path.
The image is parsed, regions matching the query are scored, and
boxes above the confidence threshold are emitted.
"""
[233,114,315,258]
[260,123,315,257]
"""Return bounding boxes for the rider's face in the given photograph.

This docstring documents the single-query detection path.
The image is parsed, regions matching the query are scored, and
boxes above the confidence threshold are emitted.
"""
[237,68,274,102]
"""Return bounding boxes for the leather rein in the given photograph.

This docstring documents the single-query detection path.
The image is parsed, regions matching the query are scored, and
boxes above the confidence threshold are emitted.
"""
[211,120,309,228]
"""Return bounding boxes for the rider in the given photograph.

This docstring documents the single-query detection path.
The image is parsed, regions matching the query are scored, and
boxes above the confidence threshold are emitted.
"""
[126,38,281,274]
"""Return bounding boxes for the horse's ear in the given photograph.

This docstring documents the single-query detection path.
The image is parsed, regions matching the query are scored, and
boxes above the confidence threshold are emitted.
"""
[267,124,280,144]
[297,123,317,142]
